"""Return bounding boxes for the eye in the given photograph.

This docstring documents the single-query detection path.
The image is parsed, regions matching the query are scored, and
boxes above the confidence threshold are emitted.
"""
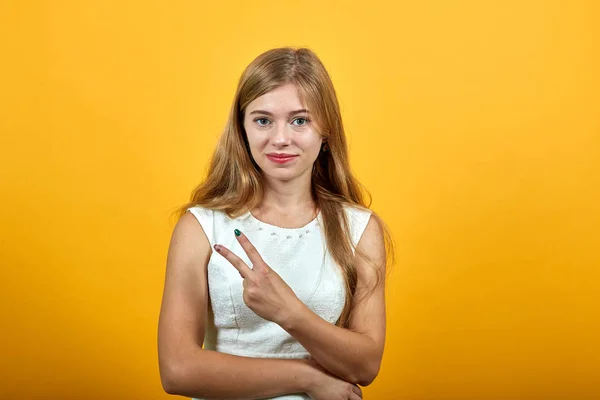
[254,118,270,126]
[292,117,310,126]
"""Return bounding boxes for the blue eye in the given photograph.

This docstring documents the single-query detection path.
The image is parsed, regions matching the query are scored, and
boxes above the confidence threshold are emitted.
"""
[255,118,270,126]
[293,117,310,126]
[253,117,310,127]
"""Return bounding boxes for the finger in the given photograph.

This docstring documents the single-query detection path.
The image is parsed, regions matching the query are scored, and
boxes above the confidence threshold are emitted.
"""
[213,244,253,278]
[233,229,266,269]
[349,392,362,400]
[352,384,363,398]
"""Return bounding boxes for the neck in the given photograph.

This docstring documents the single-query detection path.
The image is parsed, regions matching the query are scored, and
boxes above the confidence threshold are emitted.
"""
[260,173,316,214]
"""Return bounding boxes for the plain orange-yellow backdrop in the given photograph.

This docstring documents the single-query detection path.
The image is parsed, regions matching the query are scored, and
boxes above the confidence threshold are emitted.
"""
[1,1,599,399]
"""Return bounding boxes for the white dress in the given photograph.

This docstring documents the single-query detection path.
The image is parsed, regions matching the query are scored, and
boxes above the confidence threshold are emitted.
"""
[186,203,373,400]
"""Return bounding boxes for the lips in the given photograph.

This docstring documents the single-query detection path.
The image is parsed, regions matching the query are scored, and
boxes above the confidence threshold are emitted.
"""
[266,154,298,164]
[267,153,297,158]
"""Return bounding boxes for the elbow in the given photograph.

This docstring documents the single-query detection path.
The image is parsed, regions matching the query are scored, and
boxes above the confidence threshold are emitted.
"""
[356,374,376,387]
[159,345,208,396]
[355,361,381,387]
[160,366,178,395]
[159,360,185,395]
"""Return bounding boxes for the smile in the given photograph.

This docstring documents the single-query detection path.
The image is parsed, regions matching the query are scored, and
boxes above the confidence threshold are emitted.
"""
[266,154,298,164]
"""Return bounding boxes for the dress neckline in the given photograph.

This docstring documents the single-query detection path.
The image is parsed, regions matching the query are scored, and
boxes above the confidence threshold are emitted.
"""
[244,209,321,233]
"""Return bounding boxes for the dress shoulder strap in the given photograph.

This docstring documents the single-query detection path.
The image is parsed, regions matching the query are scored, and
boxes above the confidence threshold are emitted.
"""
[343,204,373,254]
[186,205,215,247]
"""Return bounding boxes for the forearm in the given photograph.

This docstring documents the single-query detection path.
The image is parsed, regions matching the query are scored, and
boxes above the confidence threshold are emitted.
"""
[281,303,380,386]
[163,348,314,399]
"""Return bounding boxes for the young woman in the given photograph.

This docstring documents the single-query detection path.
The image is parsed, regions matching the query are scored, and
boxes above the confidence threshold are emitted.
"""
[158,47,395,400]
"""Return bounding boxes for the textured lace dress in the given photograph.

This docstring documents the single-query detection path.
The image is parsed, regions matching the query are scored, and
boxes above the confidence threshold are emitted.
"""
[186,203,372,400]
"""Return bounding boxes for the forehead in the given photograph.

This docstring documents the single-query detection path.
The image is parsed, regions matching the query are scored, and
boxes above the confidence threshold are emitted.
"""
[246,83,308,114]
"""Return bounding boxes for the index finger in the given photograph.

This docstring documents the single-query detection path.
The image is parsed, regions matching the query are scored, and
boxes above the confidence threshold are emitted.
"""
[233,229,265,268]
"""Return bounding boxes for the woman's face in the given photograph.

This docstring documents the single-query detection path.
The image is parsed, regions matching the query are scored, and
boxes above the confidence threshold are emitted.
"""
[243,83,323,182]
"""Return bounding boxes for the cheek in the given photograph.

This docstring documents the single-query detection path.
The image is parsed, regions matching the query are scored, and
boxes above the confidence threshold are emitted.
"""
[299,134,323,156]
[244,126,265,147]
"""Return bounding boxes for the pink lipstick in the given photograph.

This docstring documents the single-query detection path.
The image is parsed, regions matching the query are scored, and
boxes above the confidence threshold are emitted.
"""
[266,153,298,164]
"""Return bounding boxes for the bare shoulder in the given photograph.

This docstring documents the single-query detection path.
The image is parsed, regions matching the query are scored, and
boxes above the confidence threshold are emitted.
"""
[169,210,212,259]
[344,204,385,259]
[355,210,386,276]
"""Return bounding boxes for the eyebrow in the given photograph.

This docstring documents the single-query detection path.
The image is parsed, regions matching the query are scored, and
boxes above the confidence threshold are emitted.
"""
[248,109,310,116]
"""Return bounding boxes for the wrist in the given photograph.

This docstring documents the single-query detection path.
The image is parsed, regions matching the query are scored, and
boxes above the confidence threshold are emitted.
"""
[297,358,319,394]
[279,299,307,331]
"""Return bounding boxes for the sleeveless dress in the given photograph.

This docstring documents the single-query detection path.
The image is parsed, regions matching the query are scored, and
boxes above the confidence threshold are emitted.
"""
[186,203,373,400]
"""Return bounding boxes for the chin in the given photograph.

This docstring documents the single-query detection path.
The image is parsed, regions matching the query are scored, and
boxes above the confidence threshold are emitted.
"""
[268,171,296,181]
[260,167,297,180]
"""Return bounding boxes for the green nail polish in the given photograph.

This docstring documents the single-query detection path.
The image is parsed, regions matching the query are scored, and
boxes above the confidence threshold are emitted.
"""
[234,229,241,237]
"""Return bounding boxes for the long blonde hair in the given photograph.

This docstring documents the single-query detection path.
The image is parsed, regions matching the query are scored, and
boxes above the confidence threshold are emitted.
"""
[174,47,395,328]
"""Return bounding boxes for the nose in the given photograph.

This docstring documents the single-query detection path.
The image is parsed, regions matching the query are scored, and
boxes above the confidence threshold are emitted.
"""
[272,122,292,146]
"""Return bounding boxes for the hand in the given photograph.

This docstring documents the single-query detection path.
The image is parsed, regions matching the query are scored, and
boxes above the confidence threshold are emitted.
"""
[305,357,363,400]
[213,229,303,326]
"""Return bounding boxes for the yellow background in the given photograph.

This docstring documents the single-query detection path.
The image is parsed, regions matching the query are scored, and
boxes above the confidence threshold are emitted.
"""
[1,1,599,399]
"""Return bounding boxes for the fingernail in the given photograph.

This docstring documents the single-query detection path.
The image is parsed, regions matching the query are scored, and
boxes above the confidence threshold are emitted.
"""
[234,229,241,237]
[213,244,220,252]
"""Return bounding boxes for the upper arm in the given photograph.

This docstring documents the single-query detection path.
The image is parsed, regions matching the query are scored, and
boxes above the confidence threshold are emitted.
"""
[158,211,212,386]
[348,213,387,366]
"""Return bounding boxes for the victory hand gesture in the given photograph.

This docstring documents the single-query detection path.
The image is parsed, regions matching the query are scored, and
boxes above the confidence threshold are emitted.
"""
[213,229,303,327]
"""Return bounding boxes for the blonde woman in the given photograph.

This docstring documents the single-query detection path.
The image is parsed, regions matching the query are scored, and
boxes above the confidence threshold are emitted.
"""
[158,47,395,400]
